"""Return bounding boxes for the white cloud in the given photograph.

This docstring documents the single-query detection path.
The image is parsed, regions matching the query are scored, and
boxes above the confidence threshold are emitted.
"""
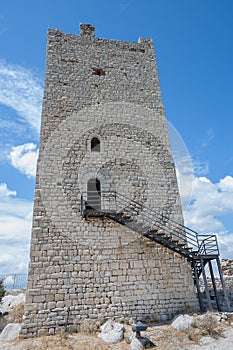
[9,143,38,178]
[0,183,32,274]
[0,61,40,273]
[0,243,30,275]
[187,176,233,218]
[0,214,31,243]
[0,183,16,198]
[219,176,233,192]
[176,166,193,207]
[192,159,209,176]
[0,115,32,141]
[180,175,233,259]
[0,61,43,132]
[217,232,233,259]
[168,121,194,210]
[170,121,233,259]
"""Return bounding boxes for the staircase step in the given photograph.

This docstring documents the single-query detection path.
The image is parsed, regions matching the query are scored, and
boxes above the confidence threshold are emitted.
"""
[145,233,155,239]
[150,228,158,233]
[157,231,166,236]
[177,243,186,247]
[122,215,131,219]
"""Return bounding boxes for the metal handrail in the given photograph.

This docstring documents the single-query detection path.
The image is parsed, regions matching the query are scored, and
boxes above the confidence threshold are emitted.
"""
[80,191,219,258]
[81,190,227,313]
[197,235,219,256]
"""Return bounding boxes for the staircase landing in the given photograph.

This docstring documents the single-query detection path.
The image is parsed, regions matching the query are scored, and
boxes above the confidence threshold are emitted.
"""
[81,191,231,312]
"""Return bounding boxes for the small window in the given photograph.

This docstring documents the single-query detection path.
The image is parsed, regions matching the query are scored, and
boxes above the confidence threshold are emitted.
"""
[91,137,100,152]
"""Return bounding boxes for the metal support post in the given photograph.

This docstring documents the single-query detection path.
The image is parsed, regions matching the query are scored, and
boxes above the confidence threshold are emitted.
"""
[193,261,204,312]
[208,260,221,311]
[216,257,231,311]
[200,258,213,311]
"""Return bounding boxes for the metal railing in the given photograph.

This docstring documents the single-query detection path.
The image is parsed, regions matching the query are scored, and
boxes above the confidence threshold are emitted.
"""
[81,191,228,312]
[0,274,28,290]
[198,235,219,256]
[81,191,219,258]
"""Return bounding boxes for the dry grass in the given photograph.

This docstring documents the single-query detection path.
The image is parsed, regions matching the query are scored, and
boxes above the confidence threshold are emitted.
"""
[1,311,233,350]
[198,313,220,337]
[8,302,25,324]
[2,333,123,350]
[0,319,232,350]
[173,311,233,346]
[78,318,101,334]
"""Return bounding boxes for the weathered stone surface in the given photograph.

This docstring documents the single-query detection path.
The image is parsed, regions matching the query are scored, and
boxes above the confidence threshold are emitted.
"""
[199,335,215,345]
[171,314,195,331]
[130,333,155,349]
[130,338,144,350]
[21,24,199,337]
[221,259,233,276]
[0,323,22,341]
[98,320,124,344]
[0,315,7,332]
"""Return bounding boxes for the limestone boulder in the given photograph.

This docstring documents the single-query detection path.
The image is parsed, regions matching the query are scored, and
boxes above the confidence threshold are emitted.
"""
[171,314,195,331]
[130,337,144,350]
[0,323,22,341]
[98,320,124,344]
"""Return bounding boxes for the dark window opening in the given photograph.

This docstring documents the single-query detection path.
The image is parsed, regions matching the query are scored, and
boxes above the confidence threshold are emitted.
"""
[87,178,101,210]
[92,67,106,76]
[91,137,100,152]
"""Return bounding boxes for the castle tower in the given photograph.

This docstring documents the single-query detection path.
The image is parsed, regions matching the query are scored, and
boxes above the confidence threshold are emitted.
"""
[21,24,199,337]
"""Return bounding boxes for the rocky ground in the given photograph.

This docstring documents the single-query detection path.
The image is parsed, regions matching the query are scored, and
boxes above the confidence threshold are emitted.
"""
[0,315,233,350]
[0,289,233,349]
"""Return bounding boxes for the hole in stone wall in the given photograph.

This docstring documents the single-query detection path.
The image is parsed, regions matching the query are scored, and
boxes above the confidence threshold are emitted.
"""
[92,68,106,76]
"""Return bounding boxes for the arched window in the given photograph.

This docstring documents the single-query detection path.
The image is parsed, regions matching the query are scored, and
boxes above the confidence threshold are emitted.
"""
[87,178,101,210]
[91,137,100,152]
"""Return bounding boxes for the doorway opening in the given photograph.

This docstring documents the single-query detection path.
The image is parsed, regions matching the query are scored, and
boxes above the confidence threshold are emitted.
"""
[87,178,101,210]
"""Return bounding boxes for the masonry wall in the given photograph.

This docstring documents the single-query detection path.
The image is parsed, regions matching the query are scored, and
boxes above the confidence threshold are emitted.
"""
[21,25,199,337]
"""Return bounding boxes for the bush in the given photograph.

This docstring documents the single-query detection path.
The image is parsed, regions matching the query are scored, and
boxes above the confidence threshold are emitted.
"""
[0,279,6,301]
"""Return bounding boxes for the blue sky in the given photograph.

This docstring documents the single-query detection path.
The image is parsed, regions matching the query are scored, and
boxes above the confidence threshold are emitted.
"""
[0,0,233,274]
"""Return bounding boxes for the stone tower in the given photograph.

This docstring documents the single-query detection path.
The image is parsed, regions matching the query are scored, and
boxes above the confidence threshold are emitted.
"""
[21,24,199,337]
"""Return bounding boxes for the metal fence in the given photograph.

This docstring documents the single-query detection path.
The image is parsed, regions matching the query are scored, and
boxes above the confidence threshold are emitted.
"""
[0,274,28,290]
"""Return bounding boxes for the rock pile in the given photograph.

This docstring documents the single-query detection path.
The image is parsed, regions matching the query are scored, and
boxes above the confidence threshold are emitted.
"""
[221,259,233,276]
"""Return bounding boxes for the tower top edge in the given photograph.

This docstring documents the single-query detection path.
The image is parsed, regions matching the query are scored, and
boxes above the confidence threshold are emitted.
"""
[47,24,154,46]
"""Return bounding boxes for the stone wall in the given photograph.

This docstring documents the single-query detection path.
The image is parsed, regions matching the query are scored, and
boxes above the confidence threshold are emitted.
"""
[21,24,199,337]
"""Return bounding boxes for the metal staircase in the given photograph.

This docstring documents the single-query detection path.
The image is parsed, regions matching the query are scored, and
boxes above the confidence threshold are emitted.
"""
[81,191,231,312]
